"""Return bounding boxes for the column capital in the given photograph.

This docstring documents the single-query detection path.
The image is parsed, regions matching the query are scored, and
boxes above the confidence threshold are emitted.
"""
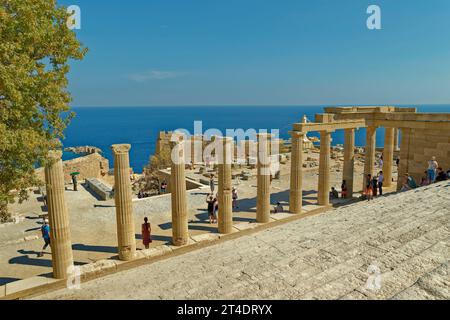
[47,150,63,160]
[111,144,131,154]
[257,132,273,139]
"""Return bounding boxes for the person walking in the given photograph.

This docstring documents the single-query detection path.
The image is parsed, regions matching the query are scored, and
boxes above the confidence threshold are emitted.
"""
[206,194,215,224]
[427,156,439,183]
[141,217,152,249]
[378,171,384,196]
[38,219,51,257]
[209,175,215,194]
[232,187,239,210]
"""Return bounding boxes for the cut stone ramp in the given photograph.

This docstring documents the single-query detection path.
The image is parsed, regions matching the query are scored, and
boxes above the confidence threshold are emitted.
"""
[33,182,450,300]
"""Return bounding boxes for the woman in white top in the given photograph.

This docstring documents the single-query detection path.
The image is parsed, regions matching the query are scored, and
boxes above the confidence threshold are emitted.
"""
[427,156,439,183]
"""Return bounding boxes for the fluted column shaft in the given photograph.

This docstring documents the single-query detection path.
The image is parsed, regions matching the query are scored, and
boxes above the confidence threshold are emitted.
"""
[383,127,395,187]
[363,126,377,190]
[218,137,233,234]
[394,128,400,152]
[257,134,271,223]
[289,131,304,214]
[170,137,189,245]
[343,128,355,198]
[45,151,74,279]
[397,128,412,191]
[318,131,332,205]
[111,144,136,261]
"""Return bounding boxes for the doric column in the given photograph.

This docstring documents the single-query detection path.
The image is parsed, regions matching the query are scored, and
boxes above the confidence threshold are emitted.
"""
[397,128,412,191]
[394,128,400,152]
[383,127,395,187]
[289,131,304,214]
[218,137,233,234]
[343,128,355,198]
[256,133,271,223]
[45,150,74,279]
[363,126,377,191]
[111,144,136,261]
[318,130,332,205]
[170,135,189,245]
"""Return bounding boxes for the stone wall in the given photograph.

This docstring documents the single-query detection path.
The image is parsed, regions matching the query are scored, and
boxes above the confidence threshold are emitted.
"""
[35,153,109,184]
[398,128,450,187]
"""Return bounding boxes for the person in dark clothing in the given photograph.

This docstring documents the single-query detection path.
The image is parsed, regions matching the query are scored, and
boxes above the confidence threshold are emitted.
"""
[206,194,215,224]
[435,168,448,182]
[372,175,378,197]
[72,174,78,191]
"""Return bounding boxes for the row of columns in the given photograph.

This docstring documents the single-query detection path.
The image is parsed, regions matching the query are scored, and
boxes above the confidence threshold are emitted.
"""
[44,125,400,279]
[288,125,399,212]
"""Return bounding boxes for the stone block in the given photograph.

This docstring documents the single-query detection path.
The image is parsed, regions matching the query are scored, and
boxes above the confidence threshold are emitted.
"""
[140,245,173,259]
[191,233,220,243]
[80,259,118,278]
[5,276,57,296]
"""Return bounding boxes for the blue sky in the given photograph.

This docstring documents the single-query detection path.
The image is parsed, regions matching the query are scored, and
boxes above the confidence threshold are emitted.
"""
[58,0,450,106]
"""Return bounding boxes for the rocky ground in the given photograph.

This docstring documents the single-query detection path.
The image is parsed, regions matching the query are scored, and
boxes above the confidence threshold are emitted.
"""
[34,181,450,300]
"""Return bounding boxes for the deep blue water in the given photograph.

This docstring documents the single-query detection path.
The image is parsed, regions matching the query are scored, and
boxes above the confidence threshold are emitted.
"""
[62,105,450,173]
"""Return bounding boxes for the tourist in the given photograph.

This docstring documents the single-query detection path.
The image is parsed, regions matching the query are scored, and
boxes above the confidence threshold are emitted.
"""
[427,156,439,183]
[38,219,51,257]
[232,187,239,210]
[435,167,448,182]
[379,155,384,169]
[206,194,215,224]
[160,180,167,194]
[209,175,215,194]
[396,157,400,167]
[141,217,152,249]
[402,173,418,191]
[213,196,218,223]
[372,175,379,197]
[329,187,339,199]
[365,174,374,201]
[420,171,430,186]
[341,180,348,198]
[377,171,384,196]
[274,202,284,213]
[72,174,78,191]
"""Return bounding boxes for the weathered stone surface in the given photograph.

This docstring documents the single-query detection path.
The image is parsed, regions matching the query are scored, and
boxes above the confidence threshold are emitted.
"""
[34,182,450,300]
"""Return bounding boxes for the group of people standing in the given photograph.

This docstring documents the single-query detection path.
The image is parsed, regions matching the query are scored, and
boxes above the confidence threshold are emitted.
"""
[364,171,384,201]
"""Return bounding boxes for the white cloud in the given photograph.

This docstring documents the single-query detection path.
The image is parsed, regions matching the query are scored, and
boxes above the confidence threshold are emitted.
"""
[128,70,188,82]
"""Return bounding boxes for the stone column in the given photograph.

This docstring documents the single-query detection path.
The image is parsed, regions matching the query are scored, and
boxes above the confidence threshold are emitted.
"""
[397,128,412,191]
[111,144,136,261]
[318,131,332,205]
[170,135,189,245]
[363,126,377,191]
[218,137,233,234]
[343,128,355,198]
[256,133,271,223]
[394,128,400,152]
[383,127,395,187]
[45,150,74,279]
[289,131,304,214]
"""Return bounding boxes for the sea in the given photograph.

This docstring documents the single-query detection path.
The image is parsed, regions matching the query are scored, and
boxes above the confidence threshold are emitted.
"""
[62,105,450,173]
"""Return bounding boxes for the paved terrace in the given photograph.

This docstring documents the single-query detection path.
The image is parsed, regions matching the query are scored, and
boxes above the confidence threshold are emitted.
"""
[1,152,373,285]
[34,181,449,300]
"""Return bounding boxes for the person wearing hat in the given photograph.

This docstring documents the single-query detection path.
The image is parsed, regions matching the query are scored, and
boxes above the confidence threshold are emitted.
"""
[38,219,51,257]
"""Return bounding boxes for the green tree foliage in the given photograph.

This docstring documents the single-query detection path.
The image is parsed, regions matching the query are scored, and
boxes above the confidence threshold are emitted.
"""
[0,0,87,221]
